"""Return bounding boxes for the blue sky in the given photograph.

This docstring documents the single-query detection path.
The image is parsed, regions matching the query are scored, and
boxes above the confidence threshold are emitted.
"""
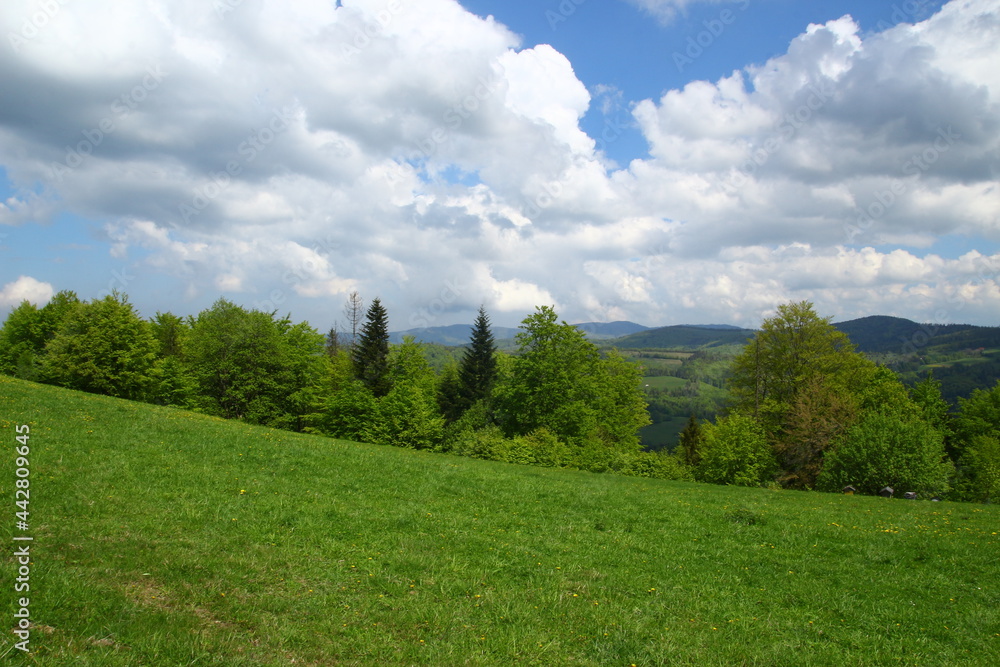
[1,0,998,330]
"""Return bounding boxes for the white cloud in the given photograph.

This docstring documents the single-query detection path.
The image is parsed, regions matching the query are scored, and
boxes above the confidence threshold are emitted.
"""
[0,276,54,308]
[1,0,998,329]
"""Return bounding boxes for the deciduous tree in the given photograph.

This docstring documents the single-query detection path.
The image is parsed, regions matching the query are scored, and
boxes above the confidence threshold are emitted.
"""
[41,292,157,400]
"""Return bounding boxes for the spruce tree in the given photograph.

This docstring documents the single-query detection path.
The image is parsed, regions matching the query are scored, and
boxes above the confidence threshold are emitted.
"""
[459,305,498,410]
[352,297,391,397]
[678,413,703,467]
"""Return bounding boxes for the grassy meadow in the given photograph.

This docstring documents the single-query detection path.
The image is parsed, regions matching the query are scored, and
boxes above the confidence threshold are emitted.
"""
[1,375,999,665]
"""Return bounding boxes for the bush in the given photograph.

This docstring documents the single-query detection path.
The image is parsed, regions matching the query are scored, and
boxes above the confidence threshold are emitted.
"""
[696,413,776,487]
[817,412,953,496]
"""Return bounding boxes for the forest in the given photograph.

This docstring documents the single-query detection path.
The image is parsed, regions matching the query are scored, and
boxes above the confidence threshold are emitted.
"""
[0,291,997,503]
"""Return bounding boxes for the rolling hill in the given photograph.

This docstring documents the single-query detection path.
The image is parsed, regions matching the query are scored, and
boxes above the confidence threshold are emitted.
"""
[612,325,757,349]
[833,315,1000,355]
[2,375,998,664]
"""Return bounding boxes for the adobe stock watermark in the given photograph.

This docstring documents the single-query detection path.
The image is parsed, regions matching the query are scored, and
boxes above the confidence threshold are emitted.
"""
[177,106,295,225]
[338,0,410,62]
[7,0,70,53]
[214,0,244,19]
[545,0,589,31]
[844,126,960,244]
[408,69,505,165]
[48,65,168,182]
[408,277,466,328]
[873,0,936,31]
[254,234,342,312]
[12,424,33,654]
[672,0,751,73]
[719,79,834,194]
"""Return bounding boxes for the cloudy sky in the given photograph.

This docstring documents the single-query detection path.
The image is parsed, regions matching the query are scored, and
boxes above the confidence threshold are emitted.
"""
[1,0,998,331]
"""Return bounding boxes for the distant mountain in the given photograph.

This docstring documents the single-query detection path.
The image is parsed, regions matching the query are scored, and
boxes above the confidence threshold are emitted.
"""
[833,316,1000,355]
[388,324,521,346]
[613,325,756,349]
[390,320,649,346]
[574,321,649,339]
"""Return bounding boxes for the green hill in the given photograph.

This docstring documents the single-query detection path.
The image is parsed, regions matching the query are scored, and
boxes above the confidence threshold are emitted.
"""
[613,325,756,349]
[834,316,1000,355]
[2,376,998,665]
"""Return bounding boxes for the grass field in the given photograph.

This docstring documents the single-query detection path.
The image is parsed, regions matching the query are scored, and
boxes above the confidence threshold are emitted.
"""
[2,375,999,665]
[641,376,688,391]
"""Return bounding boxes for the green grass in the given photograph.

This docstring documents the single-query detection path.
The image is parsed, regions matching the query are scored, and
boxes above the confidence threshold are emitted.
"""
[2,375,999,665]
[642,376,688,391]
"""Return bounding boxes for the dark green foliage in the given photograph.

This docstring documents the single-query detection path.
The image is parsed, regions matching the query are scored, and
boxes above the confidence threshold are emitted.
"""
[677,414,703,466]
[614,325,755,349]
[458,306,498,412]
[40,292,158,400]
[352,297,391,397]
[436,361,464,422]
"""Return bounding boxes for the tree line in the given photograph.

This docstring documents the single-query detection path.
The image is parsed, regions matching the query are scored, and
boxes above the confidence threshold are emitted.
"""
[0,291,682,479]
[0,293,996,501]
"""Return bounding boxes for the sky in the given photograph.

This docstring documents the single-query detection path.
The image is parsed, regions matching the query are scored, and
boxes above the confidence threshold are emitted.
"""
[1,0,998,332]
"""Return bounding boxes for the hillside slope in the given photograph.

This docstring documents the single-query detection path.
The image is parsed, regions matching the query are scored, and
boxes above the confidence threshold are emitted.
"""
[613,325,756,349]
[1,376,997,665]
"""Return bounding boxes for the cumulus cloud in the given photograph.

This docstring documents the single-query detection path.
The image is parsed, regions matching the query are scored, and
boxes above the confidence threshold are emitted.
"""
[0,0,998,328]
[0,276,54,308]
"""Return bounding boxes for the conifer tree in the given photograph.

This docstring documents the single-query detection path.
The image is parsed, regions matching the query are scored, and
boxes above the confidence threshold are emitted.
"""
[352,297,391,397]
[458,305,498,410]
[678,414,703,467]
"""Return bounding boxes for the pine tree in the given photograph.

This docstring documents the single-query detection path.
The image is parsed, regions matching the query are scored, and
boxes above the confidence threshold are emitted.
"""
[458,305,498,411]
[352,297,391,397]
[678,414,703,467]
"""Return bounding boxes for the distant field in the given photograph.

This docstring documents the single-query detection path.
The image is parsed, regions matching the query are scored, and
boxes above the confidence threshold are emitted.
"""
[642,376,688,391]
[2,376,998,665]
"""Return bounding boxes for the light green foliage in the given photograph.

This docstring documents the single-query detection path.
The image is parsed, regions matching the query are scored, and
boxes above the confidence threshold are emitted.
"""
[696,413,777,487]
[494,306,649,451]
[151,311,188,357]
[368,337,444,449]
[0,290,80,379]
[818,411,953,496]
[909,374,953,435]
[147,355,199,408]
[186,299,325,428]
[0,300,43,378]
[40,292,158,400]
[4,376,999,665]
[729,301,874,434]
[307,350,378,441]
[951,381,1000,502]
